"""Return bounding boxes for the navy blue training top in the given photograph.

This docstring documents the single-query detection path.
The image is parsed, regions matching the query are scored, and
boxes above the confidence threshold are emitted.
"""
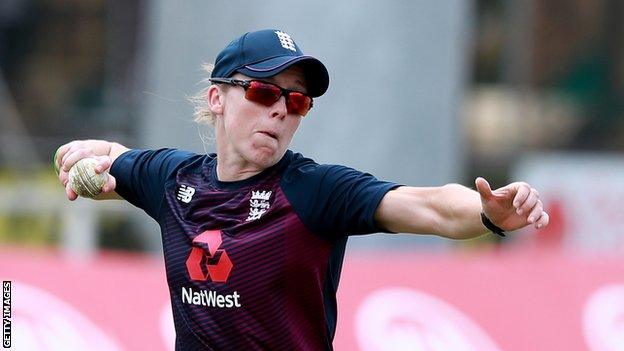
[110,148,399,351]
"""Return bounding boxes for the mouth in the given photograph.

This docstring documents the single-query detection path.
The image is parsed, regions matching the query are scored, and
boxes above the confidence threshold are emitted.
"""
[258,131,278,140]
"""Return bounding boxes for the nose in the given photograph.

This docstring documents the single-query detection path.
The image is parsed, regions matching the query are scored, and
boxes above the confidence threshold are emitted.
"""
[270,95,288,119]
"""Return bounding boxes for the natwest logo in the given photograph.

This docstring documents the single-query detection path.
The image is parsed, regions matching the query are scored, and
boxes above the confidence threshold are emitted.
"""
[186,230,233,282]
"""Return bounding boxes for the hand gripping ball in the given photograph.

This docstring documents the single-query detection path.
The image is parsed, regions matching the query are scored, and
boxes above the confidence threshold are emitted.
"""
[68,158,109,198]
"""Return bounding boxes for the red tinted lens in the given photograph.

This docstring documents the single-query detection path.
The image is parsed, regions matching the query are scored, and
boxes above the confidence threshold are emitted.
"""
[245,81,281,106]
[286,92,312,116]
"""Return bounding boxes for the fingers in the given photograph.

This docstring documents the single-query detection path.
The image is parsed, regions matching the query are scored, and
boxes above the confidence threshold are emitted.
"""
[59,140,95,171]
[54,142,72,164]
[475,177,493,200]
[54,142,75,175]
[102,174,117,193]
[55,143,71,188]
[517,187,539,215]
[55,140,114,200]
[62,147,94,172]
[65,182,78,201]
[483,178,550,231]
[526,199,542,224]
[90,155,113,174]
[59,171,69,190]
[535,211,549,229]
[518,188,549,229]
[60,146,112,172]
[511,183,532,214]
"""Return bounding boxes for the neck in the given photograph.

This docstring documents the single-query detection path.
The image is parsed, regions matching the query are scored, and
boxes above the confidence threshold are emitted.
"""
[215,153,265,182]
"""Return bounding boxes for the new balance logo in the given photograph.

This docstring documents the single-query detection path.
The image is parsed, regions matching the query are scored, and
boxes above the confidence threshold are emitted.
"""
[177,185,195,203]
[275,31,296,52]
[246,190,272,221]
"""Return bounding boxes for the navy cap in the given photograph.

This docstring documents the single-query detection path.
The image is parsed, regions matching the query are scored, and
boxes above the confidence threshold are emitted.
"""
[211,29,329,97]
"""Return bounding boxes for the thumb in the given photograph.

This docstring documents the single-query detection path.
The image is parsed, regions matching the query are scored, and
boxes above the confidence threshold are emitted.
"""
[92,155,112,174]
[475,177,493,201]
[102,174,117,193]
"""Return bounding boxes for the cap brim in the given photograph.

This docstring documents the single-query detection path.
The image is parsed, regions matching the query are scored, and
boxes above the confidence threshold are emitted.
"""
[237,55,329,97]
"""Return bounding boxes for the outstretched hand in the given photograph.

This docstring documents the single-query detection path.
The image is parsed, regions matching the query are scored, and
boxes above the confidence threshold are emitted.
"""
[475,177,549,231]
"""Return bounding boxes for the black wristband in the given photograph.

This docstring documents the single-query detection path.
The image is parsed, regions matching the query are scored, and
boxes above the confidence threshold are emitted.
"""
[481,212,506,238]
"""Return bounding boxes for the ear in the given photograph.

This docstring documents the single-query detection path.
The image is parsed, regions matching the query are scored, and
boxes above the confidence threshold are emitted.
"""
[207,85,224,115]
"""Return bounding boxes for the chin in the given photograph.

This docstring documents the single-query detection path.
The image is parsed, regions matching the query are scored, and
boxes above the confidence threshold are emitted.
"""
[249,148,283,169]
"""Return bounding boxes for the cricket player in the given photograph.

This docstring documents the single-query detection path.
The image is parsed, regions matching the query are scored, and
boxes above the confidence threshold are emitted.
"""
[55,29,549,350]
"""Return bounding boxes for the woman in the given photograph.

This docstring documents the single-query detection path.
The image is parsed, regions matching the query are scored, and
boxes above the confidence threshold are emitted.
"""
[55,29,548,350]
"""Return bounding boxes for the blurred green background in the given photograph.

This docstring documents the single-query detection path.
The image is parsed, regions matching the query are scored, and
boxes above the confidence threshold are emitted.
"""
[1,0,623,254]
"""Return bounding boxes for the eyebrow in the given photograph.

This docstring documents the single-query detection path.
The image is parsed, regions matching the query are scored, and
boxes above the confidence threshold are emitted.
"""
[265,77,307,94]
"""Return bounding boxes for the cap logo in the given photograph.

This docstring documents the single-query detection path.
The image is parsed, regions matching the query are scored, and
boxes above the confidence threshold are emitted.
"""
[274,31,296,52]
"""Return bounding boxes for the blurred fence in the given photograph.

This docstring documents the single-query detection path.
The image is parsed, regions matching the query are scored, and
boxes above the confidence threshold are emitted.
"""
[0,174,155,255]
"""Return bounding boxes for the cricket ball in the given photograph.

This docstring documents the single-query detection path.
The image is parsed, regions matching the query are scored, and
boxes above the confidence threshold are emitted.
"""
[68,158,108,198]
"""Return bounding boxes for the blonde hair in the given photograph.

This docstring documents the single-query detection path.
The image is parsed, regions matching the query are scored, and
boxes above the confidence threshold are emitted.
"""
[188,63,219,126]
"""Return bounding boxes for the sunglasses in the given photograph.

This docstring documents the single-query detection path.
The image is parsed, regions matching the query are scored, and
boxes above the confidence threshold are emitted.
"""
[209,78,313,116]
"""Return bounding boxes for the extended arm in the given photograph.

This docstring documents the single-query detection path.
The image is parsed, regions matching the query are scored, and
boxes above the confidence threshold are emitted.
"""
[374,177,549,239]
[54,139,130,200]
